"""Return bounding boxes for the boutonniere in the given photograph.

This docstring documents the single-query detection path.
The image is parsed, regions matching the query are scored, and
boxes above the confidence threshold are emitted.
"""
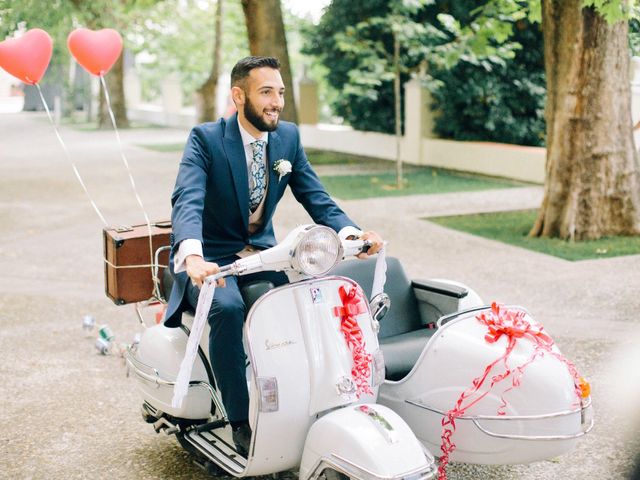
[273,159,292,182]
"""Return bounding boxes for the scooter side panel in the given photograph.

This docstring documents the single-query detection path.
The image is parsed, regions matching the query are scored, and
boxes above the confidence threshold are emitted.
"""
[244,285,314,475]
[379,308,584,464]
[244,279,380,476]
[132,324,211,419]
[296,279,379,416]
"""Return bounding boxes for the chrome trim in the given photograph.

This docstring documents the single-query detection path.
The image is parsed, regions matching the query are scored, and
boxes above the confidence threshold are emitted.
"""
[124,349,227,417]
[406,397,594,441]
[436,304,533,328]
[305,452,437,480]
[153,246,171,301]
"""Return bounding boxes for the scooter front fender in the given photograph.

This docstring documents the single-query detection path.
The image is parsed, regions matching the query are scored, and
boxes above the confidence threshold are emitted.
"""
[299,404,436,480]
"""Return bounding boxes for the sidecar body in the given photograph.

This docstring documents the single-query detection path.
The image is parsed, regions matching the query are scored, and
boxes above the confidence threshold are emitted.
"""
[331,258,593,465]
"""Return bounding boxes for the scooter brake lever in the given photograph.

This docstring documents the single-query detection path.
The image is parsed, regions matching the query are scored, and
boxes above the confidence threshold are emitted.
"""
[360,239,373,255]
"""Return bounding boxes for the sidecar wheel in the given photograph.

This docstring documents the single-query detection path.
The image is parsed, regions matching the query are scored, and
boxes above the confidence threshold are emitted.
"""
[321,468,349,480]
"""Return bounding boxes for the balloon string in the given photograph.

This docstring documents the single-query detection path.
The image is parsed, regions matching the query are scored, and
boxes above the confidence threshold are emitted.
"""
[35,83,109,226]
[99,75,157,298]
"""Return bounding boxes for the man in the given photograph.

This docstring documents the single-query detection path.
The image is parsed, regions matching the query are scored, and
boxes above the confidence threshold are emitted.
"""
[165,56,383,456]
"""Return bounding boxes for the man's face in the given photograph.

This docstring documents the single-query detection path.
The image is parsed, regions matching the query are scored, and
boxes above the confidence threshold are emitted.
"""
[239,67,285,132]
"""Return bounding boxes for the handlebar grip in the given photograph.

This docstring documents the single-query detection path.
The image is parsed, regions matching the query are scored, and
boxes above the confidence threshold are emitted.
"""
[360,239,373,255]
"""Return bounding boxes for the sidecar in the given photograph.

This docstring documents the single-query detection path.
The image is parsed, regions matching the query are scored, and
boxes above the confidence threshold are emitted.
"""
[330,258,593,465]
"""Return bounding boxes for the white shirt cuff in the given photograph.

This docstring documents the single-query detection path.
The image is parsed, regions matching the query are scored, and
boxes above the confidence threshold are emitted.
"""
[338,226,362,240]
[174,239,203,273]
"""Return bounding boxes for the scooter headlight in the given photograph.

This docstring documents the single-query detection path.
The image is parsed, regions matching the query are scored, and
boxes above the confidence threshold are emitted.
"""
[291,226,343,277]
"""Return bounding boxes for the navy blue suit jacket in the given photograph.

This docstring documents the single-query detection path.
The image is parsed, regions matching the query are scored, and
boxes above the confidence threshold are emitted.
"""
[165,113,356,326]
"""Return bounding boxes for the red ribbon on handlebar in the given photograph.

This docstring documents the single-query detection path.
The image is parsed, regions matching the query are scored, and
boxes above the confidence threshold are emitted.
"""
[333,285,373,398]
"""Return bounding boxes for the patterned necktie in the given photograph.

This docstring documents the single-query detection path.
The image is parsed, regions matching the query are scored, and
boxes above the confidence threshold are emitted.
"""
[249,140,267,213]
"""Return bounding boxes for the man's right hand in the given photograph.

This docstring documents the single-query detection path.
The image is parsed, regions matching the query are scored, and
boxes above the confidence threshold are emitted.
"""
[185,255,226,288]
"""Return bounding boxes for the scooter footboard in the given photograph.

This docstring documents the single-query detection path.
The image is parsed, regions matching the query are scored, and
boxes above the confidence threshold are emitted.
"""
[299,404,437,480]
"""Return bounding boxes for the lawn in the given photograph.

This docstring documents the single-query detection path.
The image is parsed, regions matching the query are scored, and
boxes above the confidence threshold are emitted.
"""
[320,168,523,200]
[428,209,640,261]
[137,142,186,153]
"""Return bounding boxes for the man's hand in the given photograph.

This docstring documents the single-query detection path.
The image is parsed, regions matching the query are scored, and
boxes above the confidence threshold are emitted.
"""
[185,255,226,288]
[357,231,384,259]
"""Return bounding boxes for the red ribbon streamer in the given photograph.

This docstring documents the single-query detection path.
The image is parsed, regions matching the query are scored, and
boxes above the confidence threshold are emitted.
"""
[333,285,373,398]
[437,302,588,480]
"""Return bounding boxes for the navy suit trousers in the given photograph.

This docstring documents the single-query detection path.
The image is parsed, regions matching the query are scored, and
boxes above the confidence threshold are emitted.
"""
[185,257,288,422]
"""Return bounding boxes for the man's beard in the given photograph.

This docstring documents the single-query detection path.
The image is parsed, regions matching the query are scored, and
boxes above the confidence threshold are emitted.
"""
[243,96,280,132]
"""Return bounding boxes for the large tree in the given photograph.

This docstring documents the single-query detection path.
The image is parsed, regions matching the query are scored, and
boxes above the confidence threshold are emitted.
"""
[240,0,298,123]
[530,0,640,240]
[194,0,223,123]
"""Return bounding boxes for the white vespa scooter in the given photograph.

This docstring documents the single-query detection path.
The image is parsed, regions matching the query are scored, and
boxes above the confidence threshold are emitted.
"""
[125,225,438,480]
[126,224,593,479]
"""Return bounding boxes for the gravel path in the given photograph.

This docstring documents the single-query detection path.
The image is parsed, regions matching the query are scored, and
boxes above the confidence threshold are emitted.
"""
[1,113,639,479]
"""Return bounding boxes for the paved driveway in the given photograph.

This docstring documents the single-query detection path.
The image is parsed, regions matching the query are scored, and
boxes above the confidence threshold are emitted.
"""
[1,112,639,479]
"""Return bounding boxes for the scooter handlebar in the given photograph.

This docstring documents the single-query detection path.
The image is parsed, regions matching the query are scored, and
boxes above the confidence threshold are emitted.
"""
[204,263,239,284]
[342,238,373,258]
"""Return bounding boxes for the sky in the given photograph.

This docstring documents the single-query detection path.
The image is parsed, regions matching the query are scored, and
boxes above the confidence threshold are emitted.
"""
[282,0,331,23]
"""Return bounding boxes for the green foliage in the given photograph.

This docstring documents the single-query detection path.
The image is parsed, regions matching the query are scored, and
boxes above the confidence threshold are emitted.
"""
[430,17,546,146]
[304,0,546,145]
[126,0,249,104]
[582,0,631,23]
[319,165,521,200]
[304,0,438,133]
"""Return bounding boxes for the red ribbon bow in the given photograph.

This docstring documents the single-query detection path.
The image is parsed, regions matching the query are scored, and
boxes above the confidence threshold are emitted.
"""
[437,302,588,480]
[333,285,372,398]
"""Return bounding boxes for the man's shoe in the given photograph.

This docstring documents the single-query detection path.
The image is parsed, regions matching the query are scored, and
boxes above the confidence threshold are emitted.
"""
[232,423,252,457]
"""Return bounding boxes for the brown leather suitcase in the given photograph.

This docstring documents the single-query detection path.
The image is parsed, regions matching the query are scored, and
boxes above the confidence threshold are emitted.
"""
[103,221,172,305]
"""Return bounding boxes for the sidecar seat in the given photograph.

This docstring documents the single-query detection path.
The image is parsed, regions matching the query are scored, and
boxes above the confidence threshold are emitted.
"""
[330,257,442,381]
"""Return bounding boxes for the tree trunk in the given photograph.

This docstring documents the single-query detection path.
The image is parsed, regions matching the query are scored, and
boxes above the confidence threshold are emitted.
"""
[530,0,640,240]
[195,0,223,123]
[97,53,129,128]
[241,0,298,123]
[394,32,403,190]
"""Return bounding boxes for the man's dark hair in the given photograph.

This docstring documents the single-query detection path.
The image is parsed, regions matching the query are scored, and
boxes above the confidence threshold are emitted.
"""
[231,56,280,87]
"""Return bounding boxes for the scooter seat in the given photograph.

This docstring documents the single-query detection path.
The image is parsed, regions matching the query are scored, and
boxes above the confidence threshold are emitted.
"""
[330,257,431,381]
[161,268,273,315]
[379,329,433,381]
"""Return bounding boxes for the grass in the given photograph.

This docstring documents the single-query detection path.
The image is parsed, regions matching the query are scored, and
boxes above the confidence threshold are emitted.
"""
[320,168,523,200]
[137,142,186,153]
[428,209,640,261]
[306,149,392,166]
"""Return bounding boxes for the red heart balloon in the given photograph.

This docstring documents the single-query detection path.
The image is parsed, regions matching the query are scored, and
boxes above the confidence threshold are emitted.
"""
[67,28,123,76]
[0,29,53,85]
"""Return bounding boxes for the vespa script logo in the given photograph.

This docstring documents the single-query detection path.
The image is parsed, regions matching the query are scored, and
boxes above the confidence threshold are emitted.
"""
[265,339,296,351]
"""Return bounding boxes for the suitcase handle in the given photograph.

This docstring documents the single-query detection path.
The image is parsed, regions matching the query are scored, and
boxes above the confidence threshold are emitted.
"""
[154,221,172,229]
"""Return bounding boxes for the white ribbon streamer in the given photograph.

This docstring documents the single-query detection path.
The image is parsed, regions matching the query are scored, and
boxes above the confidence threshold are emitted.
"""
[172,279,216,409]
[371,246,387,299]
[100,75,157,296]
[36,84,109,226]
